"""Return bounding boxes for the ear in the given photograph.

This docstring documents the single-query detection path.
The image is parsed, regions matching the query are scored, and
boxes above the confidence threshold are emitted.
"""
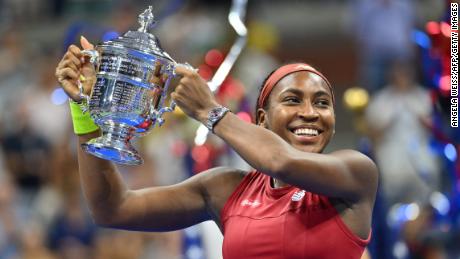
[256,108,268,128]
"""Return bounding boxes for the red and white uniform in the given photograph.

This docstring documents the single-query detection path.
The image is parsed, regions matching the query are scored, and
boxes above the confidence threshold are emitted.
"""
[221,171,370,259]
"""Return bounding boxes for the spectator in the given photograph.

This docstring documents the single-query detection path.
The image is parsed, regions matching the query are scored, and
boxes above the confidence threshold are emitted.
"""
[365,61,440,206]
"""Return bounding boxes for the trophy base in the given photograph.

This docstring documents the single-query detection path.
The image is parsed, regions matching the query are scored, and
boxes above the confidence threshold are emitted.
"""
[81,123,143,165]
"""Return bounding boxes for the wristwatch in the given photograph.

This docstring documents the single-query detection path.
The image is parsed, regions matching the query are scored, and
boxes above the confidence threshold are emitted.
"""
[205,105,230,132]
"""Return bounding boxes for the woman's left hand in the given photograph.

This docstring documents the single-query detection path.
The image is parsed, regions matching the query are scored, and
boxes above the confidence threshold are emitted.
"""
[172,65,220,123]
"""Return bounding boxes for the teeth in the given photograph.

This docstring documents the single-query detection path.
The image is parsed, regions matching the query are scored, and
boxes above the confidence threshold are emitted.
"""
[293,128,319,136]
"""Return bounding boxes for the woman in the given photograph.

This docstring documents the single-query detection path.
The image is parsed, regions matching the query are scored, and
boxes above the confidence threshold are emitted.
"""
[55,37,378,258]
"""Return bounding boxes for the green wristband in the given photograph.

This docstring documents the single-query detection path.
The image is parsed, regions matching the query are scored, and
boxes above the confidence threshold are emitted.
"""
[69,101,99,135]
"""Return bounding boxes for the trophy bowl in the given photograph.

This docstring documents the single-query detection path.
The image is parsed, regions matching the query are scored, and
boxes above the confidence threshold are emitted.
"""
[79,6,183,165]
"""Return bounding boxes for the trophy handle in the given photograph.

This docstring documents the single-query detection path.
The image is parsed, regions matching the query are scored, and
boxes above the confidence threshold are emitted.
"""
[81,49,99,65]
[148,101,175,127]
[149,62,196,127]
[77,49,100,113]
[156,101,176,126]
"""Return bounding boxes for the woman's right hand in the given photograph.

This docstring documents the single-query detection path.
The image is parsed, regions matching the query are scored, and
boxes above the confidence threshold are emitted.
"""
[55,36,96,102]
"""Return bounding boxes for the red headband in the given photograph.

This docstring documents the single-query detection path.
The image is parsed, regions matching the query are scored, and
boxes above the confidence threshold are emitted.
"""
[257,63,334,109]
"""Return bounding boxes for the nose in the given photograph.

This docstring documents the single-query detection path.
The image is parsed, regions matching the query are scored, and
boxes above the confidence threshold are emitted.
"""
[297,102,319,121]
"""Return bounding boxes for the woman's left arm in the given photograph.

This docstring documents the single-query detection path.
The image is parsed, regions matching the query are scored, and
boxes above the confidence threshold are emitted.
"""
[213,112,378,202]
[173,67,378,202]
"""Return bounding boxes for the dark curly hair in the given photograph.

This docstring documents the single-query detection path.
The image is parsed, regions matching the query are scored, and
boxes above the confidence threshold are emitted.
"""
[254,69,276,125]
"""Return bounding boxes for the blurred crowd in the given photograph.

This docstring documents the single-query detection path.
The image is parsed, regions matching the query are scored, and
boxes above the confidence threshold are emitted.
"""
[0,0,457,259]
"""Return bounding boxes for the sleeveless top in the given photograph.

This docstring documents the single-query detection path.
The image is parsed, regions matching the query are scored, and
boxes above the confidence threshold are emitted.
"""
[221,171,370,259]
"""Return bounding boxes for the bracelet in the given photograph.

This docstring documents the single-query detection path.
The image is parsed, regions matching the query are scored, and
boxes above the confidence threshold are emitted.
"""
[69,100,99,135]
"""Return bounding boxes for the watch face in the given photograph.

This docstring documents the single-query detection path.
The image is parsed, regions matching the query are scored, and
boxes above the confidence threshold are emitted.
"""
[210,109,221,118]
[206,106,229,131]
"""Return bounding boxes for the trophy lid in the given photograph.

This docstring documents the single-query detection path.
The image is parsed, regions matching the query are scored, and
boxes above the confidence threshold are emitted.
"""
[107,6,174,62]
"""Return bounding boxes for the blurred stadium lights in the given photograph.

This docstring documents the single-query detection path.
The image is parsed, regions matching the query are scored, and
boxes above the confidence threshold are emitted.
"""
[388,203,421,227]
[393,241,409,259]
[236,111,251,123]
[426,21,441,35]
[440,21,451,38]
[430,191,451,216]
[343,87,369,111]
[51,87,68,105]
[102,30,119,41]
[205,49,224,68]
[443,143,457,162]
[198,64,213,81]
[439,75,451,93]
[412,29,431,49]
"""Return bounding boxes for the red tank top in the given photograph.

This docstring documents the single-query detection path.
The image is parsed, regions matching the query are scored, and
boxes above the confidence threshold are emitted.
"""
[221,171,370,259]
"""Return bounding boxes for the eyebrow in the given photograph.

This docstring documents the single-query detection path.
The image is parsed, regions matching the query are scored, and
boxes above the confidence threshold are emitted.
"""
[280,88,304,96]
[314,90,333,99]
[280,88,332,99]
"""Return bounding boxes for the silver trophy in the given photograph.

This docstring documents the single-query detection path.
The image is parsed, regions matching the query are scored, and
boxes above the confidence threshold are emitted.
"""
[78,6,188,165]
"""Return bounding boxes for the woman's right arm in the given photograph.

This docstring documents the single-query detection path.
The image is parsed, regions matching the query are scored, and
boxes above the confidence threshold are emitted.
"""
[76,132,210,231]
[76,135,243,231]
[56,39,241,232]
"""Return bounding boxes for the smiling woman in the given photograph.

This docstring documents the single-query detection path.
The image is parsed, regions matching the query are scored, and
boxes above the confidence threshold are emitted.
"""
[255,64,335,154]
[56,40,378,259]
